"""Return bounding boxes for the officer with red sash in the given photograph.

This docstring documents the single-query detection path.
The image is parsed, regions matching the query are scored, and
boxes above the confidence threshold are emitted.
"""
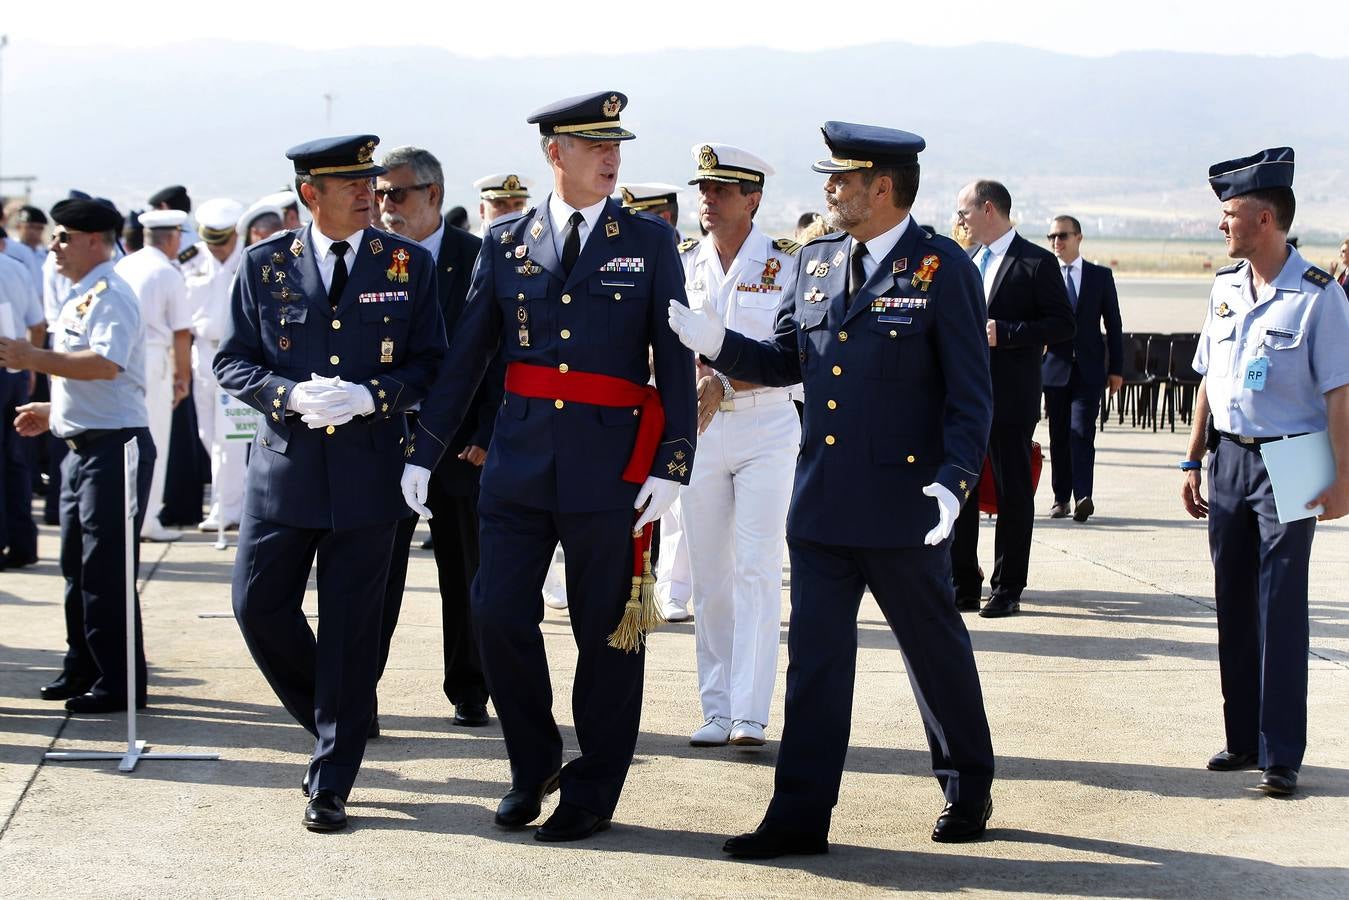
[401,90,696,842]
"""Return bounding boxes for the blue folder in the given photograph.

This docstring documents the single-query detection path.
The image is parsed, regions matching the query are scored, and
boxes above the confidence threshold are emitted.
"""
[1259,431,1335,524]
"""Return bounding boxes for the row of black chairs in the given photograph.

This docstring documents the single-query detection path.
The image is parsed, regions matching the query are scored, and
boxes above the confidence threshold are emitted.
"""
[1100,332,1201,433]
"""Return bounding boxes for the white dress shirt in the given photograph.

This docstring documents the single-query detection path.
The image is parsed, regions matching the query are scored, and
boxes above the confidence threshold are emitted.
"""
[419,219,446,260]
[976,227,1017,299]
[853,215,911,282]
[309,226,363,294]
[548,193,606,259]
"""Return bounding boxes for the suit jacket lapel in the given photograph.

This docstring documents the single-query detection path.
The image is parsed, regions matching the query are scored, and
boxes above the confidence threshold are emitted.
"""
[298,225,331,321]
[435,217,459,324]
[843,222,923,324]
[563,198,624,293]
[522,206,562,283]
[824,239,852,327]
[987,233,1019,305]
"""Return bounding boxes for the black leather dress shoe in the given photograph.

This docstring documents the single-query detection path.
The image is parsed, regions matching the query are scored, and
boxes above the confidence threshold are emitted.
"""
[301,770,311,797]
[303,790,347,832]
[453,702,490,727]
[1207,749,1259,771]
[722,823,828,859]
[1049,501,1071,519]
[40,674,93,702]
[65,692,147,714]
[1260,766,1298,796]
[494,772,561,828]
[1073,497,1095,523]
[979,596,1020,618]
[932,796,993,842]
[955,593,982,613]
[3,550,38,569]
[535,802,611,842]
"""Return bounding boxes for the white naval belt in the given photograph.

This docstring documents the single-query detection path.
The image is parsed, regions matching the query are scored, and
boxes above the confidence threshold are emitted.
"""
[720,389,793,412]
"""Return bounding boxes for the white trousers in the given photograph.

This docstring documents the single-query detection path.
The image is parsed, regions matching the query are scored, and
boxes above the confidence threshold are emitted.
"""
[192,340,244,525]
[654,499,692,608]
[145,344,174,522]
[681,398,799,727]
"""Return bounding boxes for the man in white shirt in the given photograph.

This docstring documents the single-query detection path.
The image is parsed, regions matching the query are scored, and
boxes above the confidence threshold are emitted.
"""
[115,209,194,541]
[181,199,245,531]
[678,143,802,749]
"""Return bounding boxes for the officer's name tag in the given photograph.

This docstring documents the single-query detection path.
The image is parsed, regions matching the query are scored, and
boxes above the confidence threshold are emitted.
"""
[358,291,409,303]
[878,315,913,324]
[600,257,644,273]
[1244,356,1269,391]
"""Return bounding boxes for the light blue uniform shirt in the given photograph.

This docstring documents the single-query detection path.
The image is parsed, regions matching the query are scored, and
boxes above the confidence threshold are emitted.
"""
[1193,245,1349,437]
[0,252,44,332]
[49,260,148,438]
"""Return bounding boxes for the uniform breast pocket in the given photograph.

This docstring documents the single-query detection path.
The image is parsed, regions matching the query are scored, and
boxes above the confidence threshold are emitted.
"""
[869,313,930,380]
[735,288,783,335]
[360,302,411,364]
[589,273,649,344]
[1208,319,1237,372]
[1260,325,1305,383]
[262,302,307,367]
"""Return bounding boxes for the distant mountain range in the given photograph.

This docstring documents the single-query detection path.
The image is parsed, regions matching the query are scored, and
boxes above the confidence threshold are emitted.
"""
[2,40,1346,238]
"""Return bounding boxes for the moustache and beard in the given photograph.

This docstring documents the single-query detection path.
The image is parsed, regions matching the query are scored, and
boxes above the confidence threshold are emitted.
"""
[823,188,870,233]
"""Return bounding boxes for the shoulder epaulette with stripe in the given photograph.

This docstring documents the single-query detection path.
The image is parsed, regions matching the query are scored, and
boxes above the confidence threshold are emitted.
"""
[178,245,199,264]
[1215,262,1245,275]
[1304,266,1331,287]
[772,237,801,256]
[677,238,699,254]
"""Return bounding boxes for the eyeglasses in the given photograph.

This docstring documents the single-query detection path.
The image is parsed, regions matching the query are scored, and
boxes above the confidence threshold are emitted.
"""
[51,229,74,246]
[1046,232,1080,241]
[374,183,433,204]
[955,207,977,221]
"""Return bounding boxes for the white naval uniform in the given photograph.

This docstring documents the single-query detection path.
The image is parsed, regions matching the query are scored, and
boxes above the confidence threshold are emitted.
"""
[182,240,244,525]
[115,246,193,524]
[679,225,801,729]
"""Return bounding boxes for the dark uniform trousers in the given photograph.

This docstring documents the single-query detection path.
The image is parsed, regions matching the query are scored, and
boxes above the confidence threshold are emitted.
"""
[1,370,38,558]
[1207,438,1313,770]
[952,422,1036,598]
[378,479,488,708]
[233,514,397,800]
[766,535,995,834]
[58,427,154,702]
[1043,370,1103,504]
[475,489,643,819]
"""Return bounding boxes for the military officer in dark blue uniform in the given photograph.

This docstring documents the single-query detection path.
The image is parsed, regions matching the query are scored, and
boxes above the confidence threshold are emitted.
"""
[214,134,447,832]
[1182,148,1349,797]
[670,122,996,858]
[401,91,696,843]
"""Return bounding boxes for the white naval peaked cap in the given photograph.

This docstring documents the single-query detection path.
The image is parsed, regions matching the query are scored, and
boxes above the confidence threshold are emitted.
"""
[473,173,532,199]
[195,199,244,244]
[236,200,286,238]
[138,209,188,229]
[258,189,299,210]
[687,142,775,185]
[618,183,682,210]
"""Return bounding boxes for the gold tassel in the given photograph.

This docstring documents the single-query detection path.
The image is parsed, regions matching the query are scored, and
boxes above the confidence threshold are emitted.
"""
[639,546,663,633]
[607,576,647,652]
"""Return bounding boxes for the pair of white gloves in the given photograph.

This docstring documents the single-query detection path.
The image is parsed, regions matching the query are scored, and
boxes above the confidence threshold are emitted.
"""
[288,373,375,429]
[667,299,958,545]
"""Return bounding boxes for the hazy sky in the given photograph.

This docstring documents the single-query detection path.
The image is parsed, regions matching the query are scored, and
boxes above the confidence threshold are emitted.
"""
[3,0,1347,58]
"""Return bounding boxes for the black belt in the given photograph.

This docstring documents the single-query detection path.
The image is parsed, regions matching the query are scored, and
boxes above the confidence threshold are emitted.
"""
[63,428,127,452]
[1218,431,1305,446]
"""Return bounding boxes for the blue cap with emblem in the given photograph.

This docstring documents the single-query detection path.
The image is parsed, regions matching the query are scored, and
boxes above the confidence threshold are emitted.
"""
[286,134,387,178]
[527,91,634,141]
[1208,147,1295,201]
[811,121,926,173]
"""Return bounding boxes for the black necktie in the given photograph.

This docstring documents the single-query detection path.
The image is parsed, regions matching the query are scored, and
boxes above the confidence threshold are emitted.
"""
[328,240,350,307]
[849,241,868,298]
[562,211,584,274]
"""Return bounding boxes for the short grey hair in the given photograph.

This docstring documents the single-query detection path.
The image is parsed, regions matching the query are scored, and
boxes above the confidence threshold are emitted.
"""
[380,145,444,193]
[147,228,178,249]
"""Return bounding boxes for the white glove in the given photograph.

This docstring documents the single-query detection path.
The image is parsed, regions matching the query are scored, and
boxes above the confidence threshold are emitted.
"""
[288,374,348,415]
[299,375,375,429]
[668,299,726,359]
[634,476,680,531]
[401,464,433,518]
[922,482,959,546]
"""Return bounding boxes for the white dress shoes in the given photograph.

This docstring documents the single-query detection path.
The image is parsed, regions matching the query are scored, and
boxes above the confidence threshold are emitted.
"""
[728,720,766,747]
[661,599,691,622]
[689,716,732,747]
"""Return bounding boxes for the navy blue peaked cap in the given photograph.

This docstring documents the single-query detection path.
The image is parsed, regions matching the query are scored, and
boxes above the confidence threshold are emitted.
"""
[812,121,925,173]
[527,91,634,141]
[286,135,387,178]
[1208,147,1294,200]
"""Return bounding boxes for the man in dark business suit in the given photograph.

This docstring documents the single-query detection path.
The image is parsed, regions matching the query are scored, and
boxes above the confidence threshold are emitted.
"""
[373,145,499,734]
[951,180,1075,617]
[1042,215,1123,523]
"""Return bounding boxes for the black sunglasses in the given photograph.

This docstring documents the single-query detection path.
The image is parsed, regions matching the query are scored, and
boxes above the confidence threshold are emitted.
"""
[374,183,433,204]
[1046,232,1080,241]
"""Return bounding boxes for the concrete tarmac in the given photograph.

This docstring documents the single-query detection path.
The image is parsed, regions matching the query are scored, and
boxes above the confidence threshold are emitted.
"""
[2,415,1347,898]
